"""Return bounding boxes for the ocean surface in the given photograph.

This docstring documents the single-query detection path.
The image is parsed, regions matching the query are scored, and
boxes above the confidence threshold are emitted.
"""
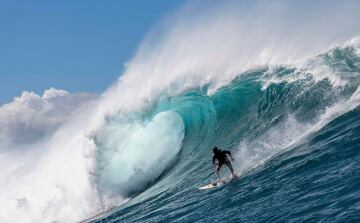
[83,40,360,223]
[1,1,360,222]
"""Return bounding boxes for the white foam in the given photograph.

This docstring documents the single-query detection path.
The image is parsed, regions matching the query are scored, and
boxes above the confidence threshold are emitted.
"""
[1,0,360,222]
[0,89,100,222]
[107,0,360,108]
[94,111,185,199]
[233,115,311,175]
[0,111,101,223]
[233,85,360,177]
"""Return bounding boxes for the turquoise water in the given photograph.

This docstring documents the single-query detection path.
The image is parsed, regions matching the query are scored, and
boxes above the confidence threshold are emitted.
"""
[86,41,360,222]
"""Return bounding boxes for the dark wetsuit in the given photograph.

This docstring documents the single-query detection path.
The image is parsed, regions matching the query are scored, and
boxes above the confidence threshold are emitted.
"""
[213,150,232,169]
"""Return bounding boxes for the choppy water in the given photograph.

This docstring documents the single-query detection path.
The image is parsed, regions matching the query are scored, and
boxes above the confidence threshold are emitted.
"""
[2,1,360,222]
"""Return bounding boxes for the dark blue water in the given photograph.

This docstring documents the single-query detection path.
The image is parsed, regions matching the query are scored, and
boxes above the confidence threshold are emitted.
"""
[85,40,360,223]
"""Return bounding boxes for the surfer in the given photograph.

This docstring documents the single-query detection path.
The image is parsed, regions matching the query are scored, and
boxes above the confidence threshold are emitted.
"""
[212,146,236,182]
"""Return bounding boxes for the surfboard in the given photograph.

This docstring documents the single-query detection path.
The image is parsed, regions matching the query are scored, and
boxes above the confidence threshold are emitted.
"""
[199,181,226,190]
[198,175,238,190]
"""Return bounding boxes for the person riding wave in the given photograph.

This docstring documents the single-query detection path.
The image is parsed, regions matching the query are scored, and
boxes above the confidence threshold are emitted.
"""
[212,146,237,182]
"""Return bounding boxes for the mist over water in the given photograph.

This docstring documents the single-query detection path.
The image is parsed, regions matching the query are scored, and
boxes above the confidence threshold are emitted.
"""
[1,0,360,222]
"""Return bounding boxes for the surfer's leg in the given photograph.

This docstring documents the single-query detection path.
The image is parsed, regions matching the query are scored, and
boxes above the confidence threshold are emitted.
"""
[215,163,222,182]
[225,161,235,177]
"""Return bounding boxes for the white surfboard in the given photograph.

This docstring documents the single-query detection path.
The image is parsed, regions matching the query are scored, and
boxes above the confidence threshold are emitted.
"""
[198,175,237,190]
[199,181,226,190]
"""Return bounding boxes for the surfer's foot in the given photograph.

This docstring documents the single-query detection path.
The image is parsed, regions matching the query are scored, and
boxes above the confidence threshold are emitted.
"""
[231,174,238,179]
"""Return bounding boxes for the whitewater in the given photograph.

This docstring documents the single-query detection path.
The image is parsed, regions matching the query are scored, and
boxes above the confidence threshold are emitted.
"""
[1,0,360,222]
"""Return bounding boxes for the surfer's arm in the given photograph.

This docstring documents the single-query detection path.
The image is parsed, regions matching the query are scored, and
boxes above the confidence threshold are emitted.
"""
[224,150,234,161]
[212,156,220,164]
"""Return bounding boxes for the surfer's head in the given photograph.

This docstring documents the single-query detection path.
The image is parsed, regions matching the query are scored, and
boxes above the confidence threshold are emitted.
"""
[213,147,219,153]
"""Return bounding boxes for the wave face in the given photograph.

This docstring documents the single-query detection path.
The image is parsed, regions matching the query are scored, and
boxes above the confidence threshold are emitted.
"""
[2,1,360,222]
[87,40,360,222]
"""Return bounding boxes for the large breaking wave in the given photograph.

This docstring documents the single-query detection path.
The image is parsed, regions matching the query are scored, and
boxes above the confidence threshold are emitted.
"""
[1,0,360,222]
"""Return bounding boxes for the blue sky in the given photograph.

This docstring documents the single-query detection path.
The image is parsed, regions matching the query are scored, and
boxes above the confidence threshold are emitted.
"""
[0,0,185,104]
